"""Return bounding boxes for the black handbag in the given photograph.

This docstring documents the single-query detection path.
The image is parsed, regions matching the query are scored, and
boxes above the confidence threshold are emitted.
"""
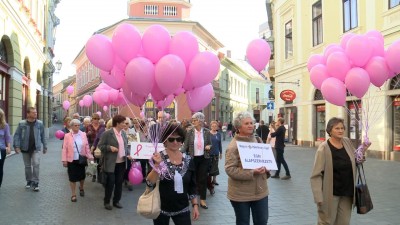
[355,164,373,214]
[74,141,88,166]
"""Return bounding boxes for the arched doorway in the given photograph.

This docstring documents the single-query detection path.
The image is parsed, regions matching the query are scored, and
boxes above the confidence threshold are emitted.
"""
[390,74,400,151]
[313,89,325,143]
[0,37,11,119]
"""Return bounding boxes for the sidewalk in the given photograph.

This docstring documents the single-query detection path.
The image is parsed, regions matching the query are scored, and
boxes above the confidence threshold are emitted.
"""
[1,128,399,224]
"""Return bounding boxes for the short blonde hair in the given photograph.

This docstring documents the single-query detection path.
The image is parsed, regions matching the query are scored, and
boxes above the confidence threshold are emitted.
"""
[106,119,113,129]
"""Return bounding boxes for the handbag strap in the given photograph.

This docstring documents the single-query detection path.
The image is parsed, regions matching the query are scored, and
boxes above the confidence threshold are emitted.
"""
[72,133,81,155]
[357,163,367,185]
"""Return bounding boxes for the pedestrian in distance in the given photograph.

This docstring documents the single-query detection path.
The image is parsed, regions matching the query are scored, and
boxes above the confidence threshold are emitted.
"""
[221,122,227,141]
[256,120,270,143]
[61,119,94,202]
[13,107,47,191]
[207,121,223,195]
[225,111,270,225]
[147,123,199,225]
[227,121,233,138]
[270,117,291,180]
[310,117,371,225]
[0,108,11,188]
[60,117,72,140]
[98,115,130,210]
[182,112,212,209]
[266,121,277,160]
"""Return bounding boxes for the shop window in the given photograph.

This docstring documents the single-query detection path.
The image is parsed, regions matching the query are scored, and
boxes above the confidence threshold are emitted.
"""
[316,105,325,141]
[390,74,400,150]
[285,20,293,58]
[348,101,362,141]
[389,0,400,9]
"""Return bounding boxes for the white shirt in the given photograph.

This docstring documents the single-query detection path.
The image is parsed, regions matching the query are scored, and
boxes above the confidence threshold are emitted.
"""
[72,133,83,160]
[194,128,204,156]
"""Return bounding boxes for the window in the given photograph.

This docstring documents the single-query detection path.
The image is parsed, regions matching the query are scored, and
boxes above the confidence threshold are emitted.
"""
[312,1,323,46]
[285,20,293,58]
[390,0,400,9]
[144,5,158,15]
[343,0,358,32]
[256,88,260,104]
[163,6,177,16]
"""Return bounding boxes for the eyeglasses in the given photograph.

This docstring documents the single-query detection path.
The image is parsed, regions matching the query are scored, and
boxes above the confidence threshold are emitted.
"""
[167,137,183,143]
[92,118,99,120]
[73,125,80,127]
[125,123,129,125]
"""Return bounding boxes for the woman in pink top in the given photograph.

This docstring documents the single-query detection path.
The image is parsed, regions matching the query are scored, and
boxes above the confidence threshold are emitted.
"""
[62,119,94,202]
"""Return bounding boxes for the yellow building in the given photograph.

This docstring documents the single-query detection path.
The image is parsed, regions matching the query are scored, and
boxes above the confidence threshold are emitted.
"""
[271,0,400,161]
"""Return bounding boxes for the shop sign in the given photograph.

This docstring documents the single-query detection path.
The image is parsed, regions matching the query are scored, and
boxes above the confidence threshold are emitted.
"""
[393,98,400,106]
[317,105,325,112]
[280,90,296,102]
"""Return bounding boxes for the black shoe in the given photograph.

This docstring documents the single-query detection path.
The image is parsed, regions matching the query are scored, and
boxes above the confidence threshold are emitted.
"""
[92,175,96,182]
[213,182,219,186]
[271,174,280,178]
[200,204,208,209]
[25,181,32,189]
[32,182,39,192]
[113,202,123,209]
[104,204,112,210]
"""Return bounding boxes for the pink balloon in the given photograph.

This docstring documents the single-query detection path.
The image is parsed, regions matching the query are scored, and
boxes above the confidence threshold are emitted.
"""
[155,54,186,95]
[340,33,356,50]
[323,45,344,62]
[157,94,174,108]
[368,37,385,57]
[62,100,70,110]
[307,54,325,72]
[366,30,384,45]
[140,111,145,118]
[66,86,74,95]
[345,35,373,67]
[108,89,119,102]
[388,69,398,79]
[114,56,127,72]
[364,56,389,87]
[385,40,400,74]
[114,92,127,106]
[310,64,331,90]
[100,66,125,90]
[169,31,199,69]
[98,90,109,105]
[151,83,167,101]
[79,100,84,107]
[92,91,103,107]
[246,39,271,72]
[182,72,195,91]
[174,87,185,96]
[326,51,351,82]
[186,83,214,112]
[321,78,346,106]
[142,25,171,63]
[128,167,143,185]
[112,23,142,63]
[55,130,65,139]
[188,52,220,88]
[85,34,115,72]
[103,105,108,111]
[125,57,155,97]
[96,111,102,117]
[345,68,370,98]
[83,95,93,107]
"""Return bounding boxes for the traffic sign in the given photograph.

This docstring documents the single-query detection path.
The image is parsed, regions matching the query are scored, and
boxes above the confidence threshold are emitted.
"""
[266,102,274,110]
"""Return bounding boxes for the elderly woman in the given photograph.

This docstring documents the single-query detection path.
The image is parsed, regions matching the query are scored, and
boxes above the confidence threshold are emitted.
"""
[225,111,270,225]
[147,123,199,224]
[62,119,94,202]
[310,117,371,225]
[81,117,91,132]
[98,115,130,210]
[182,112,212,209]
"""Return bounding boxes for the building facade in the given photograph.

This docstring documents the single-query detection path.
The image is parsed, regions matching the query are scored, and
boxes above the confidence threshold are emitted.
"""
[0,0,60,137]
[270,0,400,161]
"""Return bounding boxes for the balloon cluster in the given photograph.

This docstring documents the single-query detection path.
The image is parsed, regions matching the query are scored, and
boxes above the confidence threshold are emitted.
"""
[62,86,74,110]
[85,23,220,112]
[55,130,65,139]
[308,30,400,106]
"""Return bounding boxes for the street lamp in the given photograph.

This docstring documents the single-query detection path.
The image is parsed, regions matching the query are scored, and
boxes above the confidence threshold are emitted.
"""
[55,60,62,71]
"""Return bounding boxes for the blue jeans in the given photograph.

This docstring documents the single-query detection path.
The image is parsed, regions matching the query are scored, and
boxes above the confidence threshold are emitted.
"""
[230,196,269,225]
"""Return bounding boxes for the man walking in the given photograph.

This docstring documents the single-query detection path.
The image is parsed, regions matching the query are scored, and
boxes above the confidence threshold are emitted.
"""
[270,118,291,180]
[13,107,47,191]
[256,120,270,143]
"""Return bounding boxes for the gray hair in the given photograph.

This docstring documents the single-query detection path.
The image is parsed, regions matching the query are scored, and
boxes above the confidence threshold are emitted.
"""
[233,111,255,130]
[69,119,81,127]
[83,117,91,123]
[192,112,205,122]
[326,117,345,137]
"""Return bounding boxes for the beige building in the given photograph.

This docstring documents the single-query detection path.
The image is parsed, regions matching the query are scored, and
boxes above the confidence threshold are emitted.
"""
[271,0,400,161]
[0,0,60,137]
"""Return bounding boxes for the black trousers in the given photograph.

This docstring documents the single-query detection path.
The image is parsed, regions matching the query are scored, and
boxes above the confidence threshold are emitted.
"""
[153,211,191,225]
[0,150,6,187]
[275,148,290,176]
[104,162,125,204]
[194,155,210,200]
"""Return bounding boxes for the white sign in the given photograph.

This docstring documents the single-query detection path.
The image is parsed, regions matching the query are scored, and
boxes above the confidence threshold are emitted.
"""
[130,142,165,159]
[237,141,277,170]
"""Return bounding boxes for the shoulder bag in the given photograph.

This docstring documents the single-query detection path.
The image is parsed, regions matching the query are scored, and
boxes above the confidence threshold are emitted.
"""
[355,163,373,214]
[137,180,161,219]
[74,140,88,166]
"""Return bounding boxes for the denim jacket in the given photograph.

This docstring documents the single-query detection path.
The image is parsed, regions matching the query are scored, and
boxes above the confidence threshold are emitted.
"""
[13,119,47,152]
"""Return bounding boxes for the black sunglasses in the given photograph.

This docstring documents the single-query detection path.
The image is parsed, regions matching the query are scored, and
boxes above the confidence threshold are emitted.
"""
[167,137,183,143]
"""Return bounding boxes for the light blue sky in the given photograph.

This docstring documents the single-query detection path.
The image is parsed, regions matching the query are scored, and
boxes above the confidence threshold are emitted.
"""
[53,0,267,84]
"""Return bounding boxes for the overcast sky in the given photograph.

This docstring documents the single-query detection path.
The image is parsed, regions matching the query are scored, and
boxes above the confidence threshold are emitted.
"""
[53,0,267,84]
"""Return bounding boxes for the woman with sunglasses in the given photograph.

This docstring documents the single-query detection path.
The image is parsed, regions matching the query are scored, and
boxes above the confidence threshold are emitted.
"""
[147,123,199,225]
[86,113,105,182]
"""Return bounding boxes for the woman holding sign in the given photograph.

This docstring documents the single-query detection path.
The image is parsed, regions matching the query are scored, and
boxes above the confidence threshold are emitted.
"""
[225,111,270,225]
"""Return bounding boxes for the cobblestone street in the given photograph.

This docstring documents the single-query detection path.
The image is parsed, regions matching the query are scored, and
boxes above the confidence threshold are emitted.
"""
[1,124,400,225]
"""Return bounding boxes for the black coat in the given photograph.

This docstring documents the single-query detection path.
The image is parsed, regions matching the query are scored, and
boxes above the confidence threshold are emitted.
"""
[256,125,270,142]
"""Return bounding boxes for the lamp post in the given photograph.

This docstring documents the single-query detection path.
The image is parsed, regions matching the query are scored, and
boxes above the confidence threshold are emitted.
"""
[55,60,62,72]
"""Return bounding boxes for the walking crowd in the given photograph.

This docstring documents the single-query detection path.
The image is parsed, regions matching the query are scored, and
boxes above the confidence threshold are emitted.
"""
[1,107,370,225]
